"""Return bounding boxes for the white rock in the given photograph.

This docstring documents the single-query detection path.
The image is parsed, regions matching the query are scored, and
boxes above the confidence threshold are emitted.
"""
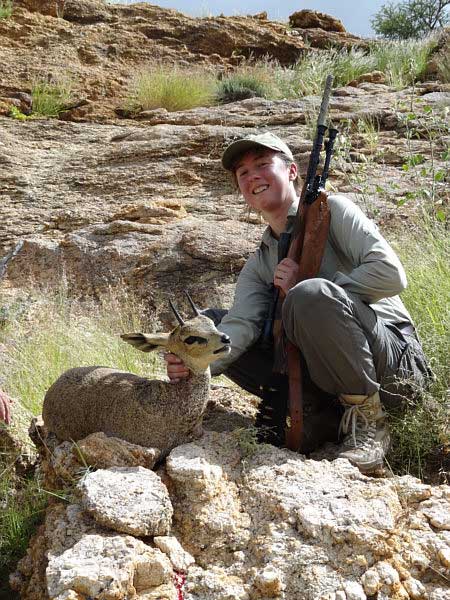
[46,505,174,599]
[185,565,249,600]
[420,497,450,530]
[343,580,366,600]
[438,546,450,568]
[429,588,450,600]
[78,466,173,536]
[361,568,381,595]
[254,566,285,597]
[166,443,223,499]
[375,561,400,586]
[394,476,432,504]
[154,535,195,573]
[403,577,427,599]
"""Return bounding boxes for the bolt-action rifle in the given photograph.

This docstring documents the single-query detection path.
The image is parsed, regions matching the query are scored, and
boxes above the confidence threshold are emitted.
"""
[260,75,338,451]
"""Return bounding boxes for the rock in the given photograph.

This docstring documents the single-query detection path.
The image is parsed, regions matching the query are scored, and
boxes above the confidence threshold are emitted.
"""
[16,0,110,22]
[78,466,173,536]
[11,502,176,599]
[289,9,346,32]
[253,566,285,597]
[420,91,450,107]
[419,495,450,529]
[403,577,427,599]
[77,431,161,470]
[361,567,381,595]
[0,97,23,116]
[394,475,432,504]
[111,199,188,224]
[164,431,450,600]
[153,535,195,572]
[348,71,387,86]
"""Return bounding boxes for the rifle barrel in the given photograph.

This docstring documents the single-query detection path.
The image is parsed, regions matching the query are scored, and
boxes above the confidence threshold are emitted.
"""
[317,75,334,127]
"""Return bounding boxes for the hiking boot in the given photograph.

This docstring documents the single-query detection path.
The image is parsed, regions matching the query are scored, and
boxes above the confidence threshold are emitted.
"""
[337,392,390,474]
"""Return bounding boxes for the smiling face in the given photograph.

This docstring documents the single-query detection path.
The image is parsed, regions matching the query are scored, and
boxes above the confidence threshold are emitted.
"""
[233,149,298,217]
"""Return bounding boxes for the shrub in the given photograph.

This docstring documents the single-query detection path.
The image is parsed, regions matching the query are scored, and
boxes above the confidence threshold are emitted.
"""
[369,37,435,87]
[127,65,216,113]
[31,79,73,117]
[387,225,449,479]
[280,48,376,98]
[0,0,13,19]
[436,43,450,82]
[371,0,450,40]
[216,62,279,104]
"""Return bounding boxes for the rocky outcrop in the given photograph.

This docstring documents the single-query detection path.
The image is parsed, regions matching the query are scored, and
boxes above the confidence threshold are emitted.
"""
[1,85,449,301]
[1,4,450,599]
[289,9,347,32]
[0,0,307,121]
[11,503,178,600]
[11,428,450,599]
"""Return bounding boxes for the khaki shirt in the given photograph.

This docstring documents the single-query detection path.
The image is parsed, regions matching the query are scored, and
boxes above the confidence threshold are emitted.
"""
[212,194,412,375]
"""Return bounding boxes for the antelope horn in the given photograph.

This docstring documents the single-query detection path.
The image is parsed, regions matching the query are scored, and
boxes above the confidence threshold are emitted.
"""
[169,299,184,326]
[184,291,200,316]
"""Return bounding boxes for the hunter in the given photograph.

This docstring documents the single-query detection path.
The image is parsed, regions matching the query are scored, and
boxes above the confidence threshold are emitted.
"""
[183,133,428,472]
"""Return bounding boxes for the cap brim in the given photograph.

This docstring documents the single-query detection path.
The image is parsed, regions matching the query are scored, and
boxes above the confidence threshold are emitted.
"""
[221,140,265,171]
[222,139,294,171]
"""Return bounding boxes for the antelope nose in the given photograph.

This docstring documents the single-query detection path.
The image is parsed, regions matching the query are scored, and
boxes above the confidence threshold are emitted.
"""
[221,334,231,344]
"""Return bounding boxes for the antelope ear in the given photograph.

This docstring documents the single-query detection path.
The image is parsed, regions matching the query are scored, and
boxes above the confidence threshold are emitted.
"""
[121,332,170,352]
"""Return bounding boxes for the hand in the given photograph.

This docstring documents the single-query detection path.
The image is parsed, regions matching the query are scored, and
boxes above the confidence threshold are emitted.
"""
[164,353,190,383]
[274,258,300,295]
[0,389,12,425]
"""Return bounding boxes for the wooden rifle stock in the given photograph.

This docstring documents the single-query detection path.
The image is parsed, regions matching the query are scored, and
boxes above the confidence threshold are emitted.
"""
[266,75,338,452]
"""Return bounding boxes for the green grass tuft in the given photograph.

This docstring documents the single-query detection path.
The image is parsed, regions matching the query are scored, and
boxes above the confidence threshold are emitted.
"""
[0,473,47,595]
[216,62,279,104]
[31,80,73,118]
[369,37,434,88]
[0,0,13,19]
[0,291,162,415]
[127,65,216,113]
[387,225,449,479]
[437,48,450,83]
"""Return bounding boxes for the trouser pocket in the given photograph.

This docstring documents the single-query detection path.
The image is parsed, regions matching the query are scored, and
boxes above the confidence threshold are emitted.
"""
[380,329,432,410]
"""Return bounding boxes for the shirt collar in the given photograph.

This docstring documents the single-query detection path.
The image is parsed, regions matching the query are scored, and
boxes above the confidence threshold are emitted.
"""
[261,198,300,247]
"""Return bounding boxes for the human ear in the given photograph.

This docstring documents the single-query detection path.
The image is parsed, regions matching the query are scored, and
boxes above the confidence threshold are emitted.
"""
[288,163,298,180]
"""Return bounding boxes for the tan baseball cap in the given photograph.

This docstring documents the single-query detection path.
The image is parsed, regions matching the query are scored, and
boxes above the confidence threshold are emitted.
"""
[221,132,294,171]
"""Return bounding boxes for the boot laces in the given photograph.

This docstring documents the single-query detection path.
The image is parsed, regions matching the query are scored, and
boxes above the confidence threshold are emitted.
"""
[339,403,378,449]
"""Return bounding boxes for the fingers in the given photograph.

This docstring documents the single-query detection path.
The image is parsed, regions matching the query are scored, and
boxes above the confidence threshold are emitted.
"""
[164,353,189,383]
[0,391,11,425]
[273,259,300,295]
[278,258,298,269]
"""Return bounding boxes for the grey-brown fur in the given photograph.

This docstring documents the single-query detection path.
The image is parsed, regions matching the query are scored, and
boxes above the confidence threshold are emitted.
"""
[43,314,231,458]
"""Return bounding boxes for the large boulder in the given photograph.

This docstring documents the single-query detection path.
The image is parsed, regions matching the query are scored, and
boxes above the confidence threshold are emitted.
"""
[11,503,177,600]
[9,428,450,599]
[289,9,347,32]
[165,431,450,600]
[14,0,110,21]
[78,466,173,537]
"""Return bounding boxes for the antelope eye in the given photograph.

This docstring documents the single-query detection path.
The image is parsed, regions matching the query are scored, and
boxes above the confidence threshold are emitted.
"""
[184,336,207,345]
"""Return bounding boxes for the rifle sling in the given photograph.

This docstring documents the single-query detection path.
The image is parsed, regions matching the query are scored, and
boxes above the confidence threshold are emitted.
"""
[285,192,331,451]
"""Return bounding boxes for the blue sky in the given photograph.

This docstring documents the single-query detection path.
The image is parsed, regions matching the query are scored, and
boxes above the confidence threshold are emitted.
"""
[147,1,387,36]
